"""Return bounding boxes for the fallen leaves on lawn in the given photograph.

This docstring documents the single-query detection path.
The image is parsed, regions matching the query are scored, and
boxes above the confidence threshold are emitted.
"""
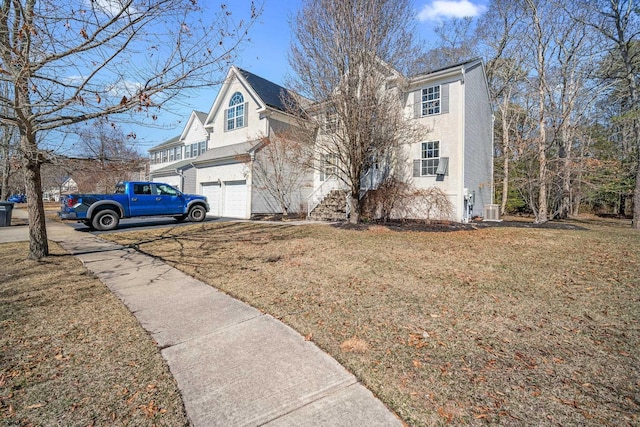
[340,337,369,353]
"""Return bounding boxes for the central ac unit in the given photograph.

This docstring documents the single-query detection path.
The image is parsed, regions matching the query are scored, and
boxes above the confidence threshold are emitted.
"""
[483,204,502,222]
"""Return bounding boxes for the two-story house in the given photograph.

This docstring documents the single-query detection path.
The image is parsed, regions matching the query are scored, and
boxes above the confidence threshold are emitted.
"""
[308,57,494,222]
[149,66,313,218]
[149,59,493,221]
[408,57,493,221]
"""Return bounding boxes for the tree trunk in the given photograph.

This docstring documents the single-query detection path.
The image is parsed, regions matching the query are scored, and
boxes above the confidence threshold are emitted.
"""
[527,0,548,224]
[349,193,360,224]
[535,90,548,223]
[500,103,510,216]
[634,144,640,229]
[559,127,573,219]
[1,143,9,201]
[21,133,49,259]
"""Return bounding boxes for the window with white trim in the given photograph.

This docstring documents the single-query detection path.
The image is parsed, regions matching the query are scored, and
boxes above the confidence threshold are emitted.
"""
[322,111,338,134]
[226,92,245,130]
[422,85,440,116]
[421,141,440,175]
[320,154,337,181]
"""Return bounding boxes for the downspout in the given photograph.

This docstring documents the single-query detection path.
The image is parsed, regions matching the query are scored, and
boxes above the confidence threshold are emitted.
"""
[461,68,467,222]
[175,169,184,191]
[491,113,496,204]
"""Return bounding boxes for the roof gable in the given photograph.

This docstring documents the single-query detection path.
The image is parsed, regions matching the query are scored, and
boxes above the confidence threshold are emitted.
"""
[204,66,297,129]
[180,110,209,141]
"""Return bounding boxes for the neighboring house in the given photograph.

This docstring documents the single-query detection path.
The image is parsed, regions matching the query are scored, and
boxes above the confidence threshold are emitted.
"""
[149,110,210,191]
[43,176,78,202]
[149,59,494,221]
[149,66,313,218]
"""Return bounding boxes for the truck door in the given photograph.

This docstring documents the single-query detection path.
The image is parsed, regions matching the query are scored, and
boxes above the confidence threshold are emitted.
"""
[129,183,158,216]
[153,183,185,215]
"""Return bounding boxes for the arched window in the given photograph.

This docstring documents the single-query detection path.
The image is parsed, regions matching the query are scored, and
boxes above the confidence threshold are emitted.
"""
[226,92,246,131]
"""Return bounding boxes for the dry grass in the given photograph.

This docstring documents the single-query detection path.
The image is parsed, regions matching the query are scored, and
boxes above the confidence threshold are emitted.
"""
[0,242,188,426]
[106,219,640,426]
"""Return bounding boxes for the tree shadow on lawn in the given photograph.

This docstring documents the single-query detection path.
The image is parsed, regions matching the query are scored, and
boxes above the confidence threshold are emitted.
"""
[332,219,589,232]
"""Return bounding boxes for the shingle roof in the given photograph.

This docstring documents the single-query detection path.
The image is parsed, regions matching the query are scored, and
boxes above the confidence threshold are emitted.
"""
[414,57,483,78]
[194,111,207,123]
[192,140,263,164]
[151,159,194,175]
[148,135,181,153]
[237,68,293,112]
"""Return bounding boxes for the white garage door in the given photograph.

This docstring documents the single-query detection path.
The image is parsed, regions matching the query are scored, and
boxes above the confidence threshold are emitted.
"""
[201,183,221,216]
[223,180,248,218]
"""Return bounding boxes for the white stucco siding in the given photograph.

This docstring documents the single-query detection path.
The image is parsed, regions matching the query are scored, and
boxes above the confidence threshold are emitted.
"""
[407,77,465,221]
[209,79,268,148]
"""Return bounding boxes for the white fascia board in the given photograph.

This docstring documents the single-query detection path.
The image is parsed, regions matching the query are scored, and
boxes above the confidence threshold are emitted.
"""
[204,66,268,130]
[180,111,207,141]
[409,67,463,89]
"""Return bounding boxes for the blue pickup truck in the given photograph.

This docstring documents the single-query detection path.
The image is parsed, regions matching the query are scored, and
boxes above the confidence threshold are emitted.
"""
[59,181,209,231]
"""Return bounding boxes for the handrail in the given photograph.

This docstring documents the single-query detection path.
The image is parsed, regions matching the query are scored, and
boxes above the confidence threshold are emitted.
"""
[359,167,386,199]
[307,176,345,217]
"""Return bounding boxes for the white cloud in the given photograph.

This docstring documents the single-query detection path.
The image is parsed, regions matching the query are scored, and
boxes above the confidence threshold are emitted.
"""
[417,0,487,22]
[83,0,138,18]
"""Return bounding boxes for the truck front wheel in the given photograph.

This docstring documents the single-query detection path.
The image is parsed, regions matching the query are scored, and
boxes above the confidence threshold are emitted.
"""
[188,205,206,222]
[92,209,120,231]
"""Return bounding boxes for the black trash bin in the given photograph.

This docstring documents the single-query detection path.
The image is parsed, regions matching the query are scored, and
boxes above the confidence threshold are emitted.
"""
[0,201,14,227]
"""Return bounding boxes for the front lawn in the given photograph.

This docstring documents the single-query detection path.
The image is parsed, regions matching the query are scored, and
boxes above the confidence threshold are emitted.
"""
[0,242,188,426]
[106,218,639,426]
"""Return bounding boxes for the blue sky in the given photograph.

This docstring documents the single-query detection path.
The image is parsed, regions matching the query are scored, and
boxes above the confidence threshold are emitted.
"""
[131,0,488,152]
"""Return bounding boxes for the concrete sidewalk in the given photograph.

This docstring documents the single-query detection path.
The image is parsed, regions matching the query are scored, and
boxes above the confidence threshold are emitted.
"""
[0,209,403,426]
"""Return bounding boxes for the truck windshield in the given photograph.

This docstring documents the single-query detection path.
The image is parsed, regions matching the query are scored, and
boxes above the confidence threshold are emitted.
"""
[114,184,125,194]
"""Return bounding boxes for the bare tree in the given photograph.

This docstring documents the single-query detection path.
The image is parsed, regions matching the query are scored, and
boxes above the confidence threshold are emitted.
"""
[521,0,555,223]
[0,82,17,201]
[576,0,640,227]
[0,0,260,258]
[419,17,478,73]
[288,0,425,224]
[0,123,17,201]
[71,118,144,193]
[251,131,312,216]
[477,0,530,216]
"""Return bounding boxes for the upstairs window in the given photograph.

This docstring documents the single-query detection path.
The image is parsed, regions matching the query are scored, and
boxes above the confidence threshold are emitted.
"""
[226,92,246,131]
[421,141,440,175]
[422,85,440,116]
[321,110,338,134]
[319,154,337,181]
